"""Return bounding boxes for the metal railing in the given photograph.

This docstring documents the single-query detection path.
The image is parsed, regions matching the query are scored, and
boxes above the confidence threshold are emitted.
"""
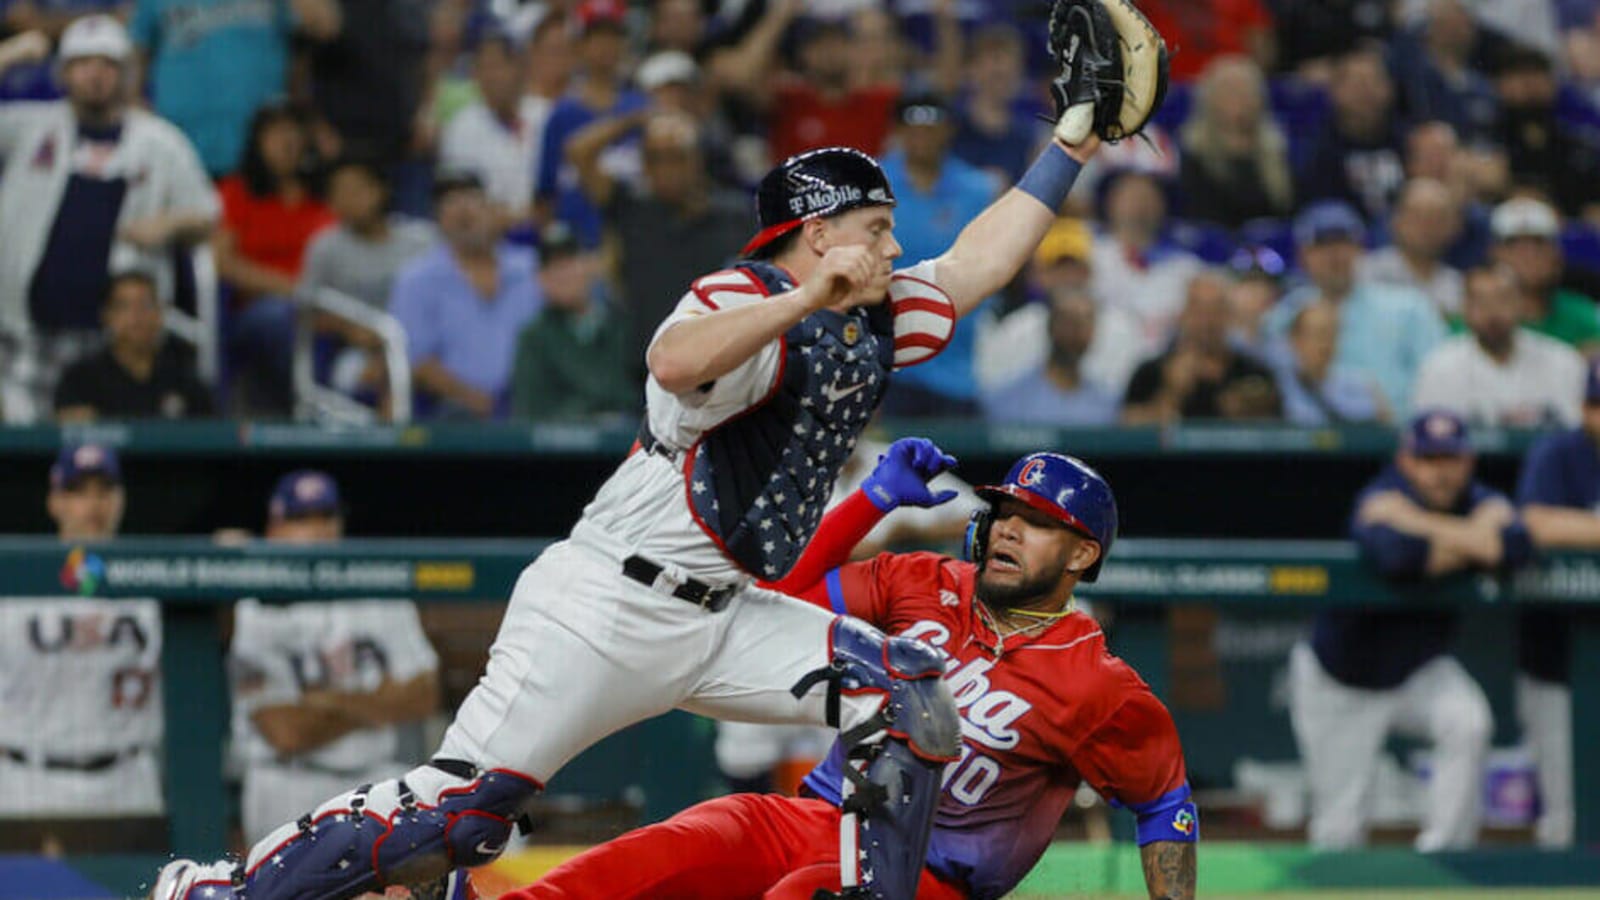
[291,285,413,424]
[163,243,219,385]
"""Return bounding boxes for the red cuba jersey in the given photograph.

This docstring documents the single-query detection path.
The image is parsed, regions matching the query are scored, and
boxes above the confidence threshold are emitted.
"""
[797,552,1188,900]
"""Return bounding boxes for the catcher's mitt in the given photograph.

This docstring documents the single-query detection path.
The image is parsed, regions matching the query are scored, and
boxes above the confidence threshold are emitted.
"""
[1046,0,1169,145]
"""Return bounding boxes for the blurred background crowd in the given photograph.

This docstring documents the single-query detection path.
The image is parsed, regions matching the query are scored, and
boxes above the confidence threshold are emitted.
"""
[3,0,1600,429]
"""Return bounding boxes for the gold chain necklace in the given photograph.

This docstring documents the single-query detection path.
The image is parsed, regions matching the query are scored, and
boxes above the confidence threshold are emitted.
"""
[975,597,1075,658]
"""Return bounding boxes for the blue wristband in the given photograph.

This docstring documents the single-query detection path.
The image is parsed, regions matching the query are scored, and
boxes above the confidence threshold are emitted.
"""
[1017,143,1083,210]
[1117,784,1200,845]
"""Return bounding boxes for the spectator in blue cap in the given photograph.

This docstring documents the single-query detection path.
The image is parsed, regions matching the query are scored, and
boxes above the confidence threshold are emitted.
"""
[1267,200,1444,417]
[1289,409,1530,852]
[47,443,123,540]
[1509,357,1600,849]
[879,92,1004,418]
[265,469,344,543]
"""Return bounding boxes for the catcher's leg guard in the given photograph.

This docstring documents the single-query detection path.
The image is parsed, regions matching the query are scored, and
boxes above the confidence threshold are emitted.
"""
[792,617,961,900]
[237,761,538,900]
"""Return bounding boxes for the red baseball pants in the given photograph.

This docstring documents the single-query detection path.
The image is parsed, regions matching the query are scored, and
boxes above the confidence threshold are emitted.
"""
[502,793,965,900]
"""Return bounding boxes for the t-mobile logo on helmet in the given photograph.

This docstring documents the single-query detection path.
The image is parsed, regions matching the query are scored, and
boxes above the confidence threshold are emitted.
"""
[788,184,864,216]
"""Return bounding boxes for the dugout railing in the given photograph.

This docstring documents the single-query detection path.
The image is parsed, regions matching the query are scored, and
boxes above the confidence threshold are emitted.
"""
[1,536,1597,857]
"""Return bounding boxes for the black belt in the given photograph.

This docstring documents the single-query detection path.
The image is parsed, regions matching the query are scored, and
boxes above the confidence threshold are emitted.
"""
[636,422,680,461]
[2,746,141,772]
[622,555,738,612]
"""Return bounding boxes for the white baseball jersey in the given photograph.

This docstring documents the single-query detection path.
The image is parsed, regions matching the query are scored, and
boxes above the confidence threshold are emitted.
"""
[0,597,163,757]
[229,600,438,774]
[576,259,950,583]
[433,259,956,784]
[0,597,164,816]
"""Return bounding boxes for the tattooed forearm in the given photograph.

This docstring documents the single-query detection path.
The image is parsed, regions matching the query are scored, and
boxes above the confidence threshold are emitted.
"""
[1140,840,1196,899]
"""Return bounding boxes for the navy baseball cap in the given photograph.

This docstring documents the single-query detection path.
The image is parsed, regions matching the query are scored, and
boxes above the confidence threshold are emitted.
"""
[1404,409,1472,457]
[433,167,485,201]
[50,443,122,489]
[1229,245,1287,280]
[269,470,343,520]
[540,221,581,261]
[1294,201,1367,247]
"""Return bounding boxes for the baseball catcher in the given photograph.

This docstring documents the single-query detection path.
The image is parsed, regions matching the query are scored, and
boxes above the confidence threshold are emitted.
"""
[149,1,1171,898]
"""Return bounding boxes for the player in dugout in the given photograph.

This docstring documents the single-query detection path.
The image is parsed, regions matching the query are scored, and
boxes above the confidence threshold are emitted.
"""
[0,445,163,842]
[506,439,1196,900]
[1506,358,1600,848]
[1290,410,1528,851]
[228,471,441,847]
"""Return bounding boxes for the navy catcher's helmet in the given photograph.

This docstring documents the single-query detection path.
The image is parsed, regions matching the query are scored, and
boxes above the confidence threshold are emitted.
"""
[742,146,896,256]
[964,452,1118,582]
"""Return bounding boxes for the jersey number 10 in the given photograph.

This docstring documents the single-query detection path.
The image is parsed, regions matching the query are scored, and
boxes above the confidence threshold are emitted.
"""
[941,744,1001,806]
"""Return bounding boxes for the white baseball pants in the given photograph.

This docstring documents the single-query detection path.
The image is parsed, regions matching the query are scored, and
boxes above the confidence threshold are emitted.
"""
[1289,642,1491,851]
[435,530,877,785]
[1517,672,1574,848]
[0,750,161,817]
[241,761,409,845]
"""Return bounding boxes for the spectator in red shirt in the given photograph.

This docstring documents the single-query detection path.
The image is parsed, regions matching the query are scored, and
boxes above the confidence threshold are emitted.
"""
[1139,0,1275,83]
[710,1,899,160]
[214,101,335,414]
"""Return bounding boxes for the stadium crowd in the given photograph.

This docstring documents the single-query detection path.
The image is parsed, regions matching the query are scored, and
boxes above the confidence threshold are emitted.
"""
[1,0,1600,426]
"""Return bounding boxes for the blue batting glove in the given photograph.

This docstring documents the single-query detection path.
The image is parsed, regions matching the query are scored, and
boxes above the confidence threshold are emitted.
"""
[861,437,960,512]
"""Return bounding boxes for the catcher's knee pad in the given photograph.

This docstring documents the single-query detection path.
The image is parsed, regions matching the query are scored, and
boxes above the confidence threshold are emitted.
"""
[792,617,961,900]
[239,762,539,900]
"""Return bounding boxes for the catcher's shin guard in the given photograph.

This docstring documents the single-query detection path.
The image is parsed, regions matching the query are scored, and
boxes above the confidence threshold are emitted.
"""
[792,617,962,900]
[238,762,537,900]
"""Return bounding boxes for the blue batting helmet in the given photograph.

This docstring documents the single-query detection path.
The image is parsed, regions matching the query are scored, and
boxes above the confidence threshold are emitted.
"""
[964,452,1119,582]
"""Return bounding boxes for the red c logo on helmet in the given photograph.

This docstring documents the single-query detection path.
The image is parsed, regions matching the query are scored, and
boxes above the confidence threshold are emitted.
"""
[1016,458,1048,487]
